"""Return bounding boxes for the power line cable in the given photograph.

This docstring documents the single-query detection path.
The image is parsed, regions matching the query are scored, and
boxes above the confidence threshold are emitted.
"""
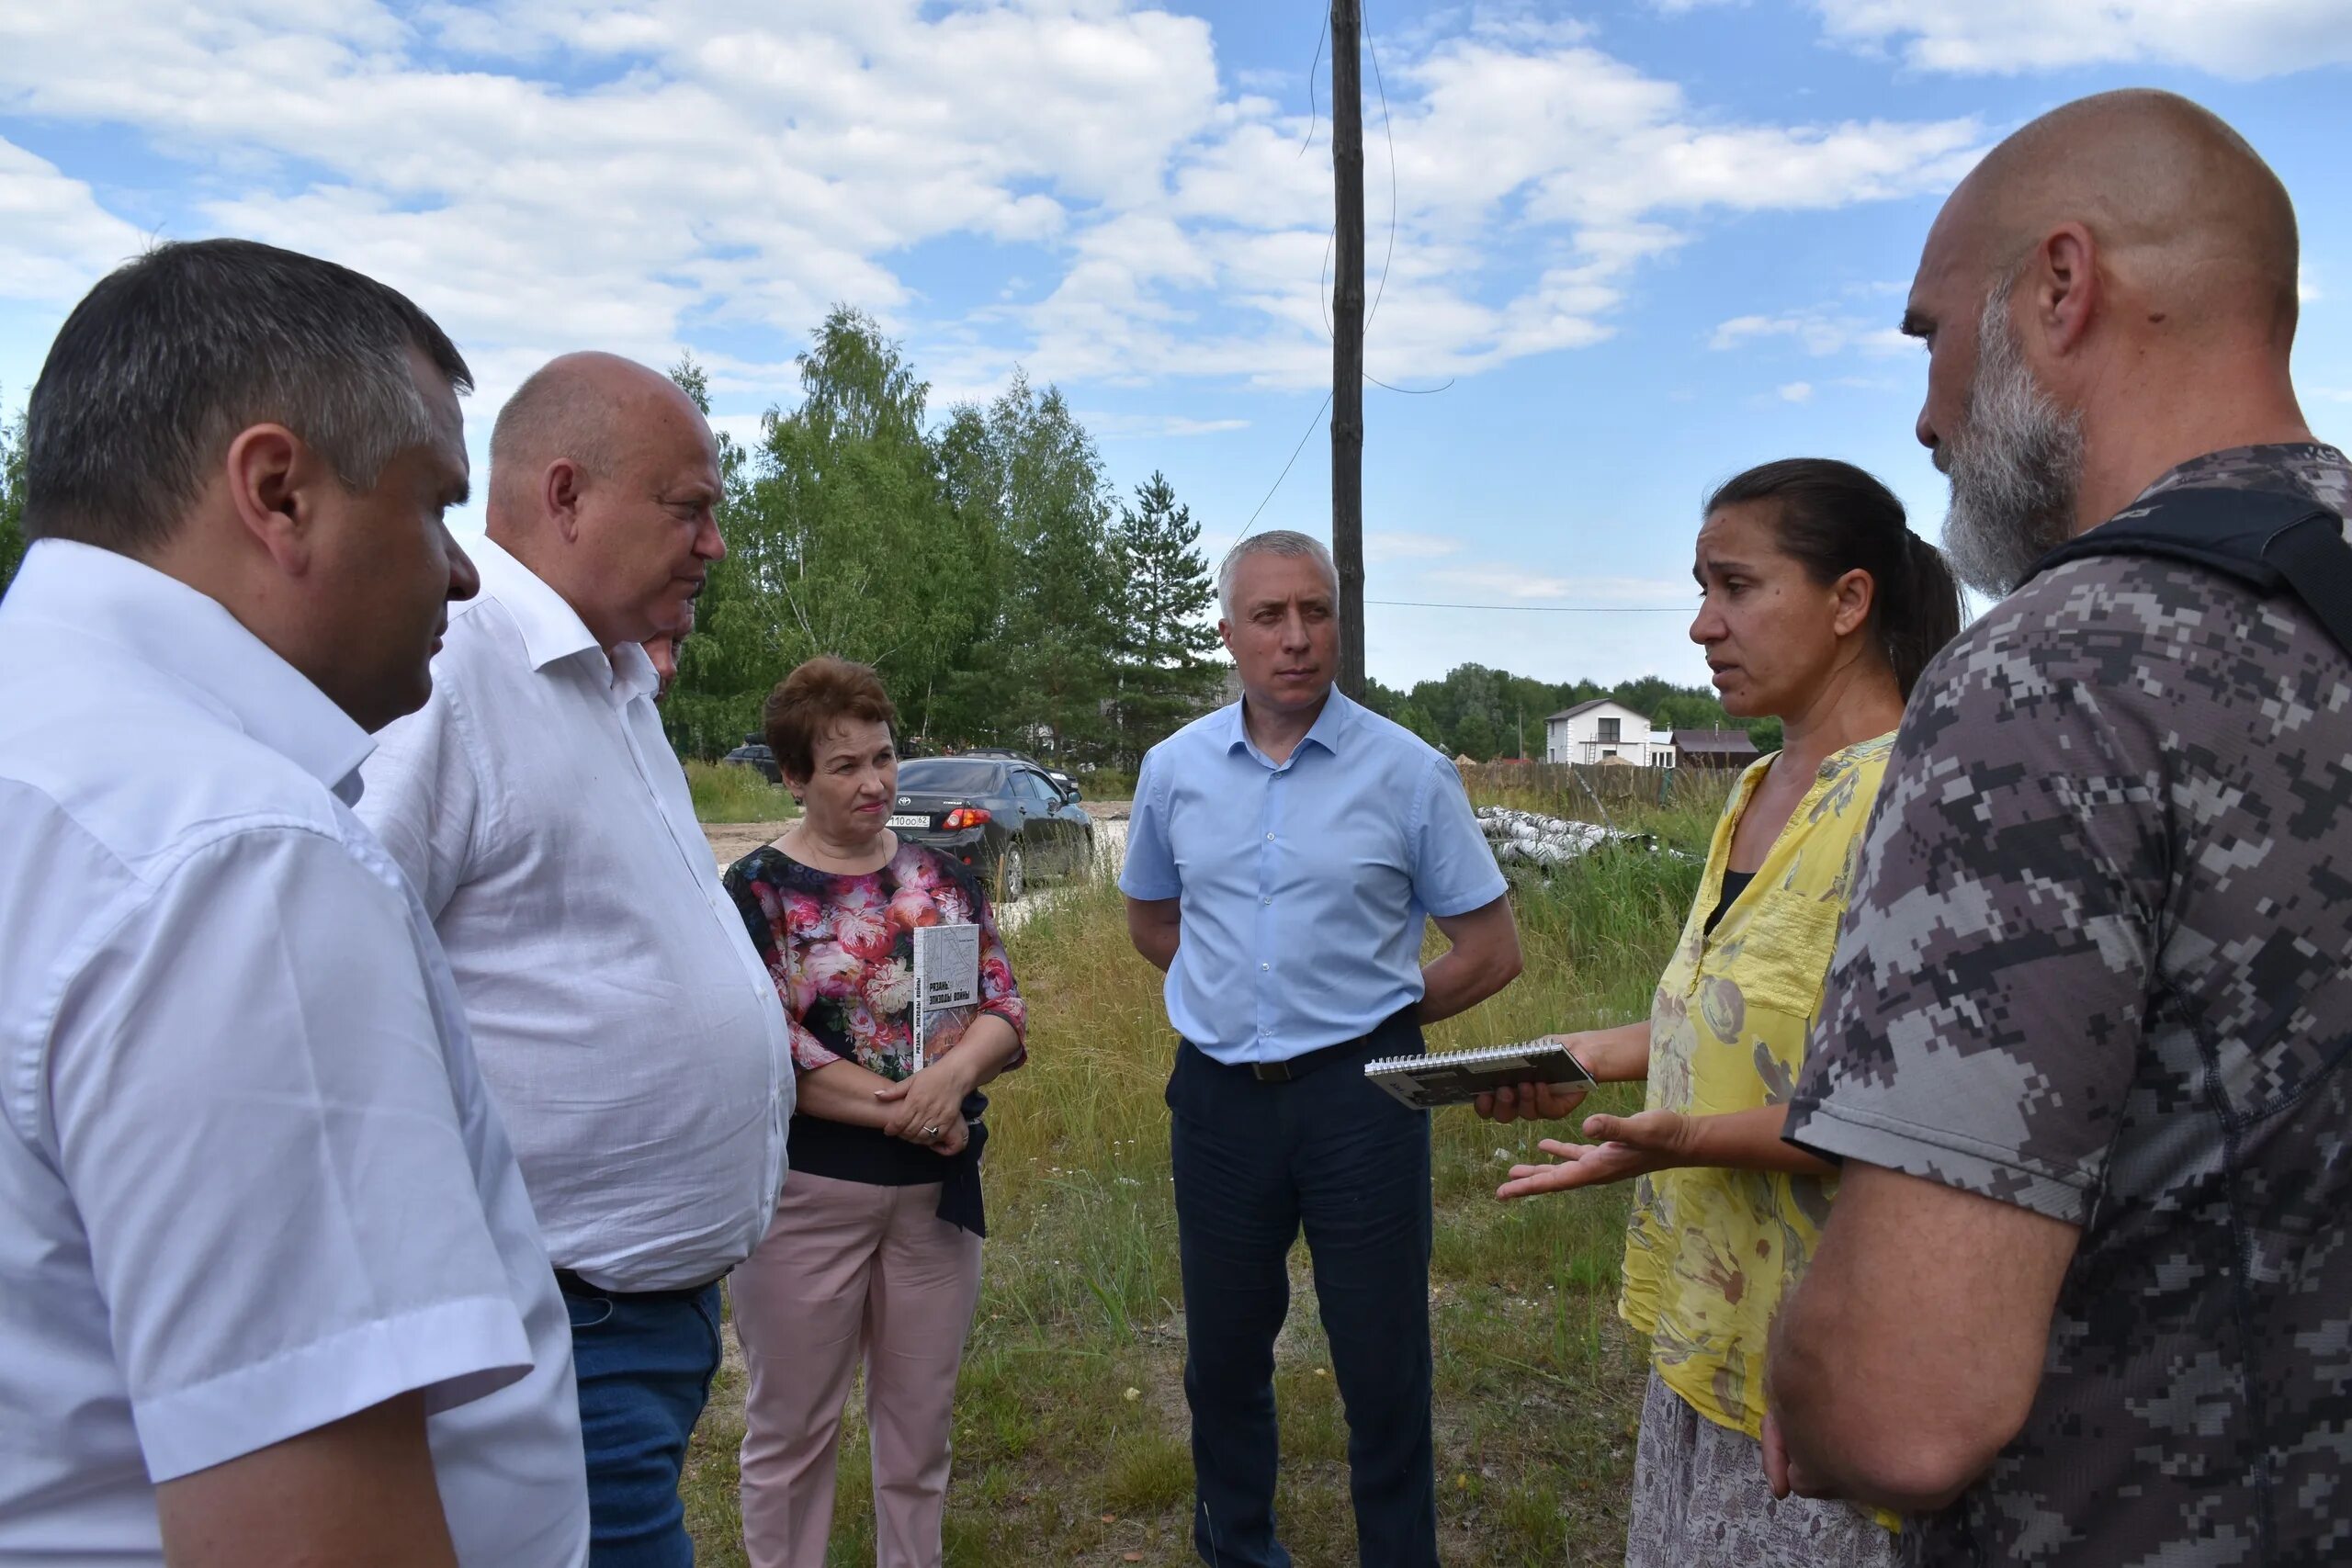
[1238,389,1333,536]
[1359,3,1451,396]
[1297,12,1328,158]
[1241,4,1440,539]
[1315,2,1451,396]
[1366,599,1691,613]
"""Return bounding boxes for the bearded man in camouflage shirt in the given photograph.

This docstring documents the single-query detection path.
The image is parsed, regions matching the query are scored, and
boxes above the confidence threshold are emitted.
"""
[1760,89,2351,1566]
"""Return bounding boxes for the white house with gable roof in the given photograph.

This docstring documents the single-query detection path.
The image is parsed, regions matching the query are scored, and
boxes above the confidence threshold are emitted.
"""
[1543,699,1675,766]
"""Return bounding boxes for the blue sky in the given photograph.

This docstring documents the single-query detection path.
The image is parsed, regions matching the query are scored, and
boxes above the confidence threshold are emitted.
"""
[5,1,2349,688]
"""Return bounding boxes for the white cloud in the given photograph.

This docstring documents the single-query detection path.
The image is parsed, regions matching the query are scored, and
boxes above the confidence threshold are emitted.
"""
[0,138,148,308]
[0,2,1988,411]
[1812,0,2352,78]
[1777,380,1815,402]
[1078,411,1250,438]
[1364,530,1463,563]
[1710,308,1915,356]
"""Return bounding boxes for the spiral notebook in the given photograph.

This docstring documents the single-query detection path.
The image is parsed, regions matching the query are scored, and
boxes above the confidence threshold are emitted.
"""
[1363,1040,1598,1111]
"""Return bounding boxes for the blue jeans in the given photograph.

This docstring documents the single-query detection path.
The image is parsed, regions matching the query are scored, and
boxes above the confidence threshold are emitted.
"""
[565,1279,725,1568]
[1166,1021,1439,1568]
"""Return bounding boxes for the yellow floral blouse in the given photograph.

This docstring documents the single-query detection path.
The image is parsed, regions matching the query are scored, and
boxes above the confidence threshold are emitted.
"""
[1620,734,1894,1444]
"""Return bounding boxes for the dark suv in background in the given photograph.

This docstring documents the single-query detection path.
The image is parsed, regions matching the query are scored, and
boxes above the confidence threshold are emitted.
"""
[720,738,781,783]
[888,756,1091,901]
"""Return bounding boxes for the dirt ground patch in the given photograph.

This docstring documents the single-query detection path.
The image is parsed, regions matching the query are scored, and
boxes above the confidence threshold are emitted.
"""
[702,820,791,870]
[700,803,1130,873]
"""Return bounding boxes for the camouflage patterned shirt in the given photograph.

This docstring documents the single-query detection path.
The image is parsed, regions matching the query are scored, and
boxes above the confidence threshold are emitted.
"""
[1785,444,2352,1567]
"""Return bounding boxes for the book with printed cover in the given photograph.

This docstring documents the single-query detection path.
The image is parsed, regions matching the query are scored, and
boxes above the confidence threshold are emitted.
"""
[1363,1039,1597,1111]
[910,922,980,1072]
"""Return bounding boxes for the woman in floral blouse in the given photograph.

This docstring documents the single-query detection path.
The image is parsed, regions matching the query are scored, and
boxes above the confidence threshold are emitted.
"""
[722,656,1026,1568]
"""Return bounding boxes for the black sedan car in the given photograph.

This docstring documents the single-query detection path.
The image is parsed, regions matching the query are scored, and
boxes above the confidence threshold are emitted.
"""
[888,756,1092,901]
[957,746,1082,799]
[721,739,781,784]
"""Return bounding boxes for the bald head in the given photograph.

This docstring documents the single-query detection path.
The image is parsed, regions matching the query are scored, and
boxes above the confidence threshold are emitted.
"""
[489,351,712,517]
[1905,91,2315,597]
[1930,89,2298,344]
[485,350,726,649]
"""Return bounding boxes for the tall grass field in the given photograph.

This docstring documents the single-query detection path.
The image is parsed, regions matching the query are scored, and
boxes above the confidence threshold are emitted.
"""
[684,773,1733,1566]
[688,759,800,824]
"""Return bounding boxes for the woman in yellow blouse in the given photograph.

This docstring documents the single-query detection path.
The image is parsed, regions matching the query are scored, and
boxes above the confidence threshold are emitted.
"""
[1488,458,1961,1565]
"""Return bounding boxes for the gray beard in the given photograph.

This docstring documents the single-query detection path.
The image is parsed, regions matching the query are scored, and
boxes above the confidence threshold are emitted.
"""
[1939,303,2086,597]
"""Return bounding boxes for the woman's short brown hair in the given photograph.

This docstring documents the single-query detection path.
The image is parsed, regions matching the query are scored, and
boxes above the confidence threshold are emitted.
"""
[763,656,898,784]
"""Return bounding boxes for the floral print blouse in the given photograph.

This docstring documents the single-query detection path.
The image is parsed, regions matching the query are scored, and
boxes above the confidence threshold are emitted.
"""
[723,839,1027,1084]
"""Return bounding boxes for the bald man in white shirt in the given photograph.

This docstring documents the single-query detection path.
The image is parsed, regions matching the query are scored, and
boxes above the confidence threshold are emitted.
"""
[0,240,588,1565]
[360,353,792,1566]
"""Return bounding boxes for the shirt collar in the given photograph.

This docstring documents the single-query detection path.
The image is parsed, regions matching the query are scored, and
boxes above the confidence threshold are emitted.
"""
[1224,684,1355,765]
[469,534,605,672]
[9,538,375,802]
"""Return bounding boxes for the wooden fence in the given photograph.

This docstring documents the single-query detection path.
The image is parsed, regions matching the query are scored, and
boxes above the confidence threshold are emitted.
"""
[1456,760,1742,807]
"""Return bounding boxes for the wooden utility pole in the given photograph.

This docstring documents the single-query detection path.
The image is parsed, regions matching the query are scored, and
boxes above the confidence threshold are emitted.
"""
[1330,0,1366,701]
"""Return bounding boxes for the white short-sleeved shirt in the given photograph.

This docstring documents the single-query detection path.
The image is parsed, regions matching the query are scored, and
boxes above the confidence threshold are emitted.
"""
[358,536,791,1292]
[0,540,588,1566]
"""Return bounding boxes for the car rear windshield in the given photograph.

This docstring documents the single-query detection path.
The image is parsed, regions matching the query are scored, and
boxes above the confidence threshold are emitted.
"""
[897,759,1005,794]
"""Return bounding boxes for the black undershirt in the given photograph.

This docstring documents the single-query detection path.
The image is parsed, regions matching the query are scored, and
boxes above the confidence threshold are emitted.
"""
[1706,869,1758,936]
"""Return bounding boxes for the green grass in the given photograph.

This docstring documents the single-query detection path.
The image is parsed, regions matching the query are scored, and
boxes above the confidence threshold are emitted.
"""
[1076,766,1137,800]
[684,772,1731,1566]
[687,759,800,824]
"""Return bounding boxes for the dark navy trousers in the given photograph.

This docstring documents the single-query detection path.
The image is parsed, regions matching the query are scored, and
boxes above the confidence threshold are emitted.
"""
[1166,1016,1438,1568]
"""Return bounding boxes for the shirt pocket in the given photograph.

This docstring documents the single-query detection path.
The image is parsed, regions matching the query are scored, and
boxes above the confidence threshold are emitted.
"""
[1726,889,1846,1023]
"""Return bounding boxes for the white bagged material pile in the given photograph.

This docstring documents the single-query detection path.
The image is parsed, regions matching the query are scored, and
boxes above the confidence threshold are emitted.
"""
[1475,806,1651,867]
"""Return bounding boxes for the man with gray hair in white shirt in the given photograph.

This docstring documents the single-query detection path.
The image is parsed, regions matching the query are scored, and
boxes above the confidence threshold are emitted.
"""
[360,352,793,1566]
[0,239,588,1565]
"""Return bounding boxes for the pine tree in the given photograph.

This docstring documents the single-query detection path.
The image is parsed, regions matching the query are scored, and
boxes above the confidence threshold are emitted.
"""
[1111,471,1222,762]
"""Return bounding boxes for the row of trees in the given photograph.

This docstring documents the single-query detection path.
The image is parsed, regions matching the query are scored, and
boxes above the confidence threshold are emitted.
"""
[1363,664,1782,761]
[0,324,1234,772]
[0,347,1776,770]
[661,314,1224,765]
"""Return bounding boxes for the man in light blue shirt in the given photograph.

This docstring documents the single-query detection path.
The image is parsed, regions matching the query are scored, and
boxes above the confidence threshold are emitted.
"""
[1121,530,1521,1568]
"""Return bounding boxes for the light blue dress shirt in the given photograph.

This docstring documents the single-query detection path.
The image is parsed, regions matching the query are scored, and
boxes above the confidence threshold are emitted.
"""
[1119,688,1507,1064]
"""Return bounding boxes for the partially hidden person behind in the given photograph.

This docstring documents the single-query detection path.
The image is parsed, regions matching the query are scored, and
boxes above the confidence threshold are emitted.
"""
[0,239,589,1563]
[358,353,793,1566]
[1121,530,1524,1568]
[1485,458,1961,1566]
[722,657,1027,1568]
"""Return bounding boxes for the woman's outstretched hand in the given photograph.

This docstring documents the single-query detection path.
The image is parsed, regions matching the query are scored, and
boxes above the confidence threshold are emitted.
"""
[1495,1110,1693,1200]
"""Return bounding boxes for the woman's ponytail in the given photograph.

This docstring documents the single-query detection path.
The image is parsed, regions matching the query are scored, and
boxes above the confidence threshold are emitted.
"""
[1882,530,1962,700]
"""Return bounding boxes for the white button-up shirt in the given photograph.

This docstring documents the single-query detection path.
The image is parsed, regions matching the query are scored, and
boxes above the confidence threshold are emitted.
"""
[0,540,588,1566]
[359,536,791,1292]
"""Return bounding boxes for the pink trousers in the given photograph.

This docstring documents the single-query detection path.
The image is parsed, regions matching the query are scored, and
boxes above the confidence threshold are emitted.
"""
[730,1172,985,1568]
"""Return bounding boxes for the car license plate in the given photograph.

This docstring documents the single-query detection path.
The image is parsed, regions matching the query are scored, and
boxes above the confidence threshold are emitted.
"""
[887,814,929,829]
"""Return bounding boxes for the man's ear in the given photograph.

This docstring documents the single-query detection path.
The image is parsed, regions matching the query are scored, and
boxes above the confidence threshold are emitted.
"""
[544,459,587,543]
[222,423,317,575]
[2032,222,2100,358]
